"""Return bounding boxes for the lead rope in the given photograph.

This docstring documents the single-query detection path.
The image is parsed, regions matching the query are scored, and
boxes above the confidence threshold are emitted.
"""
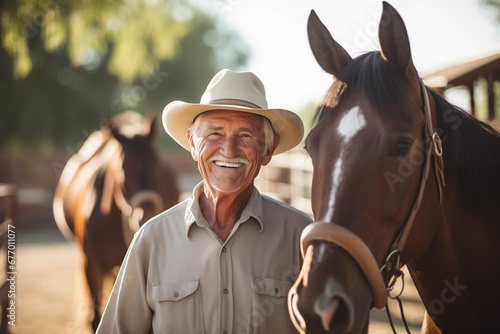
[385,272,411,333]
[386,295,411,334]
[383,254,411,334]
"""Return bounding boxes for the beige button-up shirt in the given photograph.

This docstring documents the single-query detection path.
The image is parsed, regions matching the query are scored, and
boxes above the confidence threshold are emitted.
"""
[97,182,312,334]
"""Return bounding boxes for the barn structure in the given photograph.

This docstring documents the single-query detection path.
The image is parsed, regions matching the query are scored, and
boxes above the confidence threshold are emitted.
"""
[423,51,500,119]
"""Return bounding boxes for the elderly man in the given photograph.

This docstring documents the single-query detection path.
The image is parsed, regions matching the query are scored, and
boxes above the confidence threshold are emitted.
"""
[97,69,312,334]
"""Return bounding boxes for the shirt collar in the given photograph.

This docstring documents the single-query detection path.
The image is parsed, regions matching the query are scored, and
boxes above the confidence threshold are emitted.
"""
[184,181,264,237]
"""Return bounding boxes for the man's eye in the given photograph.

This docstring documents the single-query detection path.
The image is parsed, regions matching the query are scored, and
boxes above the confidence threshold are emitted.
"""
[209,132,222,137]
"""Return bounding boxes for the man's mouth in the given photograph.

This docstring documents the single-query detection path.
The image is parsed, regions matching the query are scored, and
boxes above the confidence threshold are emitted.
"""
[208,154,249,169]
[214,161,243,168]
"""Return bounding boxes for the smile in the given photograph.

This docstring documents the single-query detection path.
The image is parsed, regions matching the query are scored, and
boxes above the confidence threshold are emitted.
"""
[214,161,243,168]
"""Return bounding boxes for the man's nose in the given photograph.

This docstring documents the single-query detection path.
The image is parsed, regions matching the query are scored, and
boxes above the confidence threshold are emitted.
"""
[220,135,238,157]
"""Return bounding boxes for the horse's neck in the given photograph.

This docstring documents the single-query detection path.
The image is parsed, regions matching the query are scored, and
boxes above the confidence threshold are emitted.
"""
[63,134,122,211]
[408,189,500,332]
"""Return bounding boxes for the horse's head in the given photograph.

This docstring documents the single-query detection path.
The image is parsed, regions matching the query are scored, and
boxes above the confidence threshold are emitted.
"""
[289,3,444,333]
[107,111,178,235]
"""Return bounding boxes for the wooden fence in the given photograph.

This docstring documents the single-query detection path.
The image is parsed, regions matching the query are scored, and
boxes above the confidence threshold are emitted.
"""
[0,184,17,333]
[255,150,313,216]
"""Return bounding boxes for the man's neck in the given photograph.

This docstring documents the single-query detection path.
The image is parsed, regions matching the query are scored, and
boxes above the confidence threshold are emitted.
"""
[199,183,254,242]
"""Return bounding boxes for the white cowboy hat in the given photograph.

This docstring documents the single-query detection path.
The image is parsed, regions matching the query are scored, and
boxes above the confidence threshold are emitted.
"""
[162,69,304,155]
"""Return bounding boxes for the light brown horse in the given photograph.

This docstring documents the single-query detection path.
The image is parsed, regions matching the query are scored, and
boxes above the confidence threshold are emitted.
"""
[53,111,179,331]
[288,3,500,333]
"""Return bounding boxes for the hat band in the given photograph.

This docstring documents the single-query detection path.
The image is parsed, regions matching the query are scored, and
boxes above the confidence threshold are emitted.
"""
[208,99,263,109]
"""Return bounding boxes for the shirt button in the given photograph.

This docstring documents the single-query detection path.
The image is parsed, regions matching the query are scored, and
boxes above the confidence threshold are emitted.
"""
[223,331,228,334]
[222,246,227,252]
[174,292,179,297]
[223,288,229,294]
[274,288,279,294]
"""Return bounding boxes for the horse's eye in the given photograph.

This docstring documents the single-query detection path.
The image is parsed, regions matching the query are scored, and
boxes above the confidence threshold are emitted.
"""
[390,138,413,156]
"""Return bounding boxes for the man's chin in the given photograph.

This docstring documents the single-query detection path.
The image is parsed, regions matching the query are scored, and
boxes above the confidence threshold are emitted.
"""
[206,181,250,196]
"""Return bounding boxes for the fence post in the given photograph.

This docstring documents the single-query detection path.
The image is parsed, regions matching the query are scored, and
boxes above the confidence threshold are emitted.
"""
[0,184,17,334]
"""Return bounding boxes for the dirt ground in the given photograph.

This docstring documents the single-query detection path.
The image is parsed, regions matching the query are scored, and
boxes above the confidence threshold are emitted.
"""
[7,227,424,334]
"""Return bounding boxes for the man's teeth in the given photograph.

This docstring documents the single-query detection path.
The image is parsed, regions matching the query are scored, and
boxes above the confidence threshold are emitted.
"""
[214,161,243,168]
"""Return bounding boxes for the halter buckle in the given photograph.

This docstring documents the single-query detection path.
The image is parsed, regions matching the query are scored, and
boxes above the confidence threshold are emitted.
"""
[432,132,443,156]
[380,249,405,299]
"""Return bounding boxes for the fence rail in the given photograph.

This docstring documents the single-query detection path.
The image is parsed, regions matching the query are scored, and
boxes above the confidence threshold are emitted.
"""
[256,150,313,216]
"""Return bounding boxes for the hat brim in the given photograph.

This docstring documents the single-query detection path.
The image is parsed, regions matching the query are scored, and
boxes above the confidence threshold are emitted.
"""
[162,101,304,155]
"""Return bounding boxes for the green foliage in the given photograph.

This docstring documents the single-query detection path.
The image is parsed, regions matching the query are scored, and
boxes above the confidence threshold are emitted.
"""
[1,0,191,81]
[0,2,248,149]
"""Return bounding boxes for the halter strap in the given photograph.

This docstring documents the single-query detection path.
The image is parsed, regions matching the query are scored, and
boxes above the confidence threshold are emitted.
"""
[299,80,445,309]
[388,80,445,256]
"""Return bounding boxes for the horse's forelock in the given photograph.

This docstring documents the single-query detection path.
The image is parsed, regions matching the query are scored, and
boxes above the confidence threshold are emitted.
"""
[314,52,410,124]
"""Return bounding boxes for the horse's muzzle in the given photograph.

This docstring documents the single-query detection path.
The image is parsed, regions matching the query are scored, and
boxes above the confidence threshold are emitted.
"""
[300,222,387,309]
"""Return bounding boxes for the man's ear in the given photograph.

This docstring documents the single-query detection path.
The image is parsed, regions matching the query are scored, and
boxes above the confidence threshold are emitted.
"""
[186,129,198,161]
[262,135,280,166]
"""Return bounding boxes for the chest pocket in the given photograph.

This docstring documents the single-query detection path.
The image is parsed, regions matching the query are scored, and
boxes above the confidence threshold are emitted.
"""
[152,280,204,333]
[251,277,291,298]
[153,280,199,301]
[248,277,296,334]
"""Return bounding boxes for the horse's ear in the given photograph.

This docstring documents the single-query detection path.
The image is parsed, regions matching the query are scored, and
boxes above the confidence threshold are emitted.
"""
[378,2,418,79]
[307,10,352,76]
[146,112,157,140]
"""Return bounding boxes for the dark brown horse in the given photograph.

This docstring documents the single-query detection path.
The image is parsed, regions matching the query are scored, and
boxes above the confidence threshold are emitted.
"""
[289,3,500,333]
[53,111,179,331]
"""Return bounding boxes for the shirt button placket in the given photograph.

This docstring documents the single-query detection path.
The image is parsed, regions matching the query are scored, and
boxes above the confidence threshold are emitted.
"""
[220,243,232,334]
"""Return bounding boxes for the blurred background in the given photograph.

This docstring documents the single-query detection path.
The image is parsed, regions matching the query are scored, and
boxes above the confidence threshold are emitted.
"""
[1,0,500,332]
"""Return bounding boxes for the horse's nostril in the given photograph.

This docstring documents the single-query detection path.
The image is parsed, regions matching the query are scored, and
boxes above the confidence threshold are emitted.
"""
[314,293,354,333]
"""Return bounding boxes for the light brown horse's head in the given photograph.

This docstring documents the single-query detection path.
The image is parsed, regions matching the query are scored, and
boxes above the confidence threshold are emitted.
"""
[289,3,444,333]
[107,111,179,237]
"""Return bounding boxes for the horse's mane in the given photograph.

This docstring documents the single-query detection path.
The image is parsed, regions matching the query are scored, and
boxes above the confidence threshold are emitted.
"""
[432,90,500,210]
[315,51,500,211]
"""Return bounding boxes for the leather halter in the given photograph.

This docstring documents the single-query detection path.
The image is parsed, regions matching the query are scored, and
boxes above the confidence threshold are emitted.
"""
[300,80,445,309]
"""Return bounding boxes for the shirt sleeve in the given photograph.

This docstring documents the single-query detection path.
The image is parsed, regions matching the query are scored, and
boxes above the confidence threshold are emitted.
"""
[96,232,153,334]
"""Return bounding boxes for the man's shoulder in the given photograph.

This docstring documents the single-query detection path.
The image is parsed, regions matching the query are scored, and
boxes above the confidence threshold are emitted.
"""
[260,193,312,225]
[137,199,189,236]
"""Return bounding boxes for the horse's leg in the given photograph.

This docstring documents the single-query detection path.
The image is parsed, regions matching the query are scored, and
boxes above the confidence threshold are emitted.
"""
[85,257,104,333]
[421,312,442,334]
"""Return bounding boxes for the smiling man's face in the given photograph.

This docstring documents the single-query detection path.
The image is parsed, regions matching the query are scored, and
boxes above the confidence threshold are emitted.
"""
[187,110,275,195]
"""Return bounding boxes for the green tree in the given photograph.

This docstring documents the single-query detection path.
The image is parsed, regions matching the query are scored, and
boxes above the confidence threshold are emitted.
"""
[1,0,191,81]
[0,1,248,148]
